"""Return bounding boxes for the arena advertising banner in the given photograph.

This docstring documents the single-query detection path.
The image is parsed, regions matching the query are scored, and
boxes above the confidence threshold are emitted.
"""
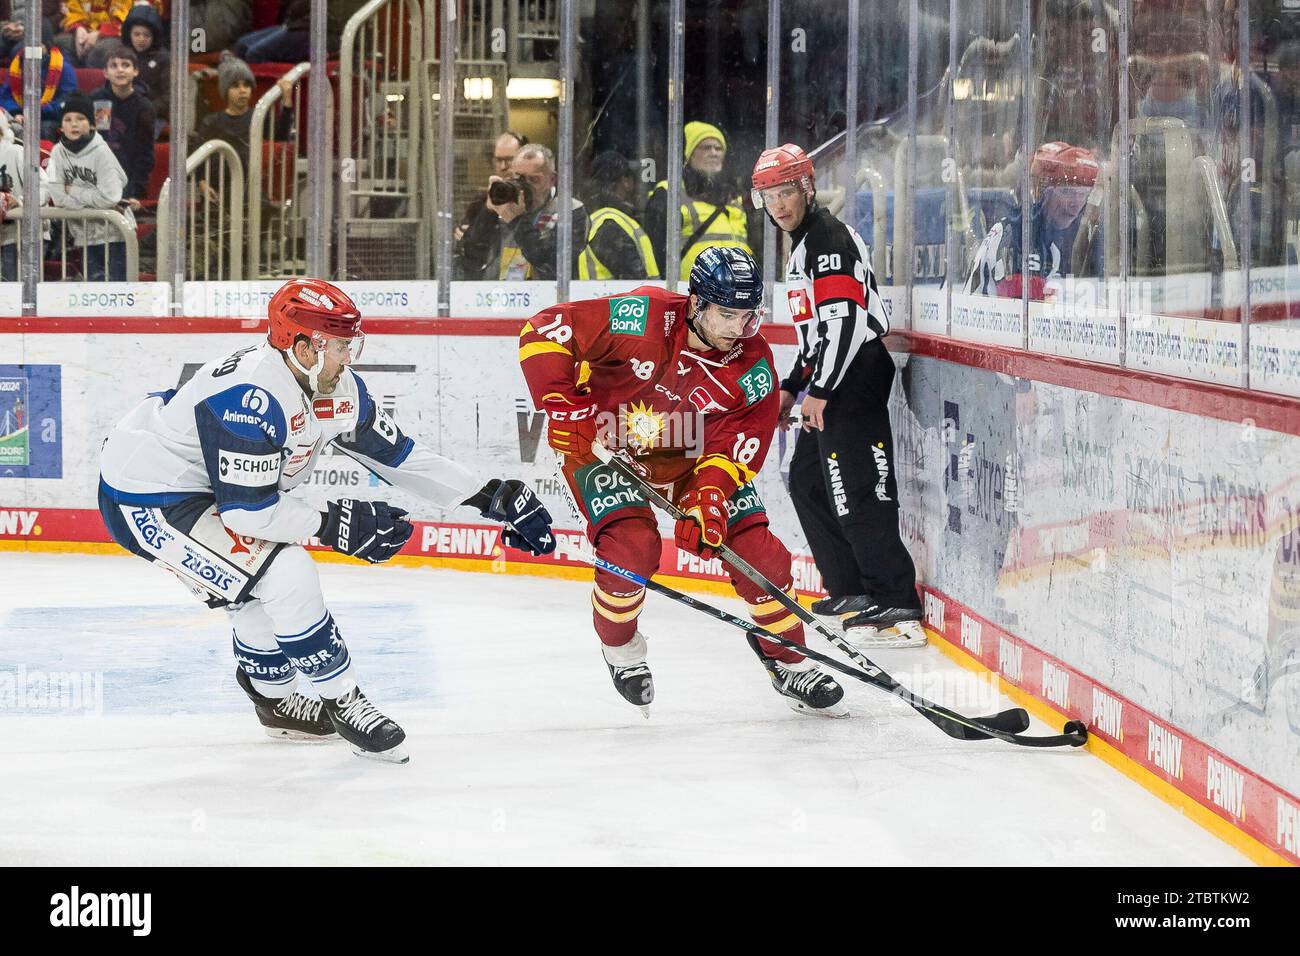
[36,282,170,317]
[0,364,62,479]
[895,354,1300,829]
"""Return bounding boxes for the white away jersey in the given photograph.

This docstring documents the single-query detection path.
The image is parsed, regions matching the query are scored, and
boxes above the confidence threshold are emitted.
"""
[100,342,481,543]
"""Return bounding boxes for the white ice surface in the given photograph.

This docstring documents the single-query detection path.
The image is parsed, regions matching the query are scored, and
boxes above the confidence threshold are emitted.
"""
[0,553,1250,866]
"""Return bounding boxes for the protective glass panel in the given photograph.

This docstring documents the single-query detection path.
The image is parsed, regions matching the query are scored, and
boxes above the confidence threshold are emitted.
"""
[673,0,766,287]
[568,0,669,288]
[1026,0,1121,362]
[950,1,1026,346]
[1125,1,1244,385]
[1248,2,1300,396]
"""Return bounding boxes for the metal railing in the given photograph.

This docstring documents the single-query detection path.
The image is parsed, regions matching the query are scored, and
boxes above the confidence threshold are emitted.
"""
[338,0,425,279]
[247,63,327,279]
[157,140,245,282]
[8,207,139,282]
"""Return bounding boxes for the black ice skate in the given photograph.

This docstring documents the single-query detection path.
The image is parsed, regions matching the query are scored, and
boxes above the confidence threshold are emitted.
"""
[842,605,927,649]
[810,594,875,617]
[321,685,409,763]
[748,636,848,717]
[235,668,338,741]
[602,632,653,718]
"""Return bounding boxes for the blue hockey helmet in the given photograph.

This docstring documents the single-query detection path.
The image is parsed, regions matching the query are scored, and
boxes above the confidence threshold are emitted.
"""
[688,246,763,312]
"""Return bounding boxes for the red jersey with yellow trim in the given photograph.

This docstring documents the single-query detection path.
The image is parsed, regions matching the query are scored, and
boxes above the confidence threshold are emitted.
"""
[519,285,780,498]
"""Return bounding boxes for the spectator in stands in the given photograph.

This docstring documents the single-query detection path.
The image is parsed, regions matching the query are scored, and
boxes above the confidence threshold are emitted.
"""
[964,141,1102,300]
[92,47,155,210]
[194,55,293,200]
[643,121,755,282]
[46,91,137,281]
[578,150,659,281]
[0,10,23,65]
[190,1,252,57]
[0,107,47,281]
[453,130,526,278]
[1,18,78,141]
[1,2,61,62]
[58,0,131,68]
[232,0,310,64]
[479,143,589,281]
[121,3,168,129]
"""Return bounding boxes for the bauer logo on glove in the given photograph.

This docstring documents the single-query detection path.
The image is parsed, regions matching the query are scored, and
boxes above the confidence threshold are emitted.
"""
[473,478,557,555]
[321,498,414,564]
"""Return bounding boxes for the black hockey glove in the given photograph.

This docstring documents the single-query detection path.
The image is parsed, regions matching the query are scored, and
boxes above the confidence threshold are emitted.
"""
[475,478,556,555]
[321,499,414,564]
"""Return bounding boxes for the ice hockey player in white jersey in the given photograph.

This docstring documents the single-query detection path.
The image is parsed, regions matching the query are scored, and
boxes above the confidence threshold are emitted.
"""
[98,278,556,763]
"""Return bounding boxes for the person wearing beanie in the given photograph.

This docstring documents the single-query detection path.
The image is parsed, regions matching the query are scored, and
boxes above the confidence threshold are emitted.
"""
[47,89,137,280]
[644,120,755,283]
[577,150,659,281]
[121,3,169,126]
[194,57,294,202]
[93,46,156,206]
[1,18,78,141]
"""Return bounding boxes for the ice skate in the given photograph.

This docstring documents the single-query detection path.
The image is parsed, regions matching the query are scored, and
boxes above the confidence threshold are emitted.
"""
[810,594,874,617]
[602,631,653,717]
[748,636,848,717]
[235,668,338,742]
[842,605,928,649]
[321,684,409,763]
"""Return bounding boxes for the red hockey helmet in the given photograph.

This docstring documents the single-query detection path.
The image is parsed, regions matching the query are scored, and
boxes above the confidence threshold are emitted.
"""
[750,143,815,208]
[267,278,363,351]
[1030,142,1100,189]
[267,278,364,392]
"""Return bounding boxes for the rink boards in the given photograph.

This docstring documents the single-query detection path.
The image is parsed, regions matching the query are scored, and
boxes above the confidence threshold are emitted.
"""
[0,315,1297,866]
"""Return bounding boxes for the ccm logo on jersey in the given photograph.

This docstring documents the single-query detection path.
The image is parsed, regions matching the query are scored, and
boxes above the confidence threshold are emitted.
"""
[313,398,356,420]
[218,451,281,487]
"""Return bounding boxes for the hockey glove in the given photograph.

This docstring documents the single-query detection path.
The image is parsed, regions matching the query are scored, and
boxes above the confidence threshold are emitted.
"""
[541,391,599,458]
[675,486,728,560]
[479,478,556,555]
[321,499,414,564]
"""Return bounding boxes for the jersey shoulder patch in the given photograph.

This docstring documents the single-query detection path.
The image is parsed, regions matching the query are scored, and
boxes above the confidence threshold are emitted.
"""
[201,383,288,446]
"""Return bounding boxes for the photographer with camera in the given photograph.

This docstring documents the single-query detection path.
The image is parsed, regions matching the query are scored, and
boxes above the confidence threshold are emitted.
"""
[479,143,588,282]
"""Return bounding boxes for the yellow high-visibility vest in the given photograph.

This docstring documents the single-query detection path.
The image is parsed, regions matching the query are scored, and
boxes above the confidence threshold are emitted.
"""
[578,207,661,280]
[652,181,752,282]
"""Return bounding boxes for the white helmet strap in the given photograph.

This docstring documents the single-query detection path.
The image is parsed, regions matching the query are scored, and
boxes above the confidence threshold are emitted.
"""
[284,340,324,393]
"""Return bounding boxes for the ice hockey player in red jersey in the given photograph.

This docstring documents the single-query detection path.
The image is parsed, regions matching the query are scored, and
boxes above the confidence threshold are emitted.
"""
[519,246,847,717]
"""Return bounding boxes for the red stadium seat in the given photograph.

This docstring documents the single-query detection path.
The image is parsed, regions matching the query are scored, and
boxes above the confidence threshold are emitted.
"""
[252,0,283,31]
[75,68,105,93]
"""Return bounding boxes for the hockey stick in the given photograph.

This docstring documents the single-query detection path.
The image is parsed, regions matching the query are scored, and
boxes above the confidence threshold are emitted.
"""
[590,443,1087,748]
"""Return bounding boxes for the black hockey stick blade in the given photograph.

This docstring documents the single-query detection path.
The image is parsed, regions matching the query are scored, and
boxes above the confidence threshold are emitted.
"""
[912,706,1028,741]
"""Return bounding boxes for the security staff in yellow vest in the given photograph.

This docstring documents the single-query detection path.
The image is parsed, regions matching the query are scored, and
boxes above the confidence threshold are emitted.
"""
[578,150,660,281]
[644,120,759,283]
[644,121,753,284]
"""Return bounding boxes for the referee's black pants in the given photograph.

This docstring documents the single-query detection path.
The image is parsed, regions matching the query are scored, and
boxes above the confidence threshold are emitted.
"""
[788,339,919,609]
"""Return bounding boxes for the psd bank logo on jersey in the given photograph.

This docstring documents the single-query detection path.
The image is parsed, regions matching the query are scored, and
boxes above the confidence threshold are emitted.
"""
[608,296,649,336]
